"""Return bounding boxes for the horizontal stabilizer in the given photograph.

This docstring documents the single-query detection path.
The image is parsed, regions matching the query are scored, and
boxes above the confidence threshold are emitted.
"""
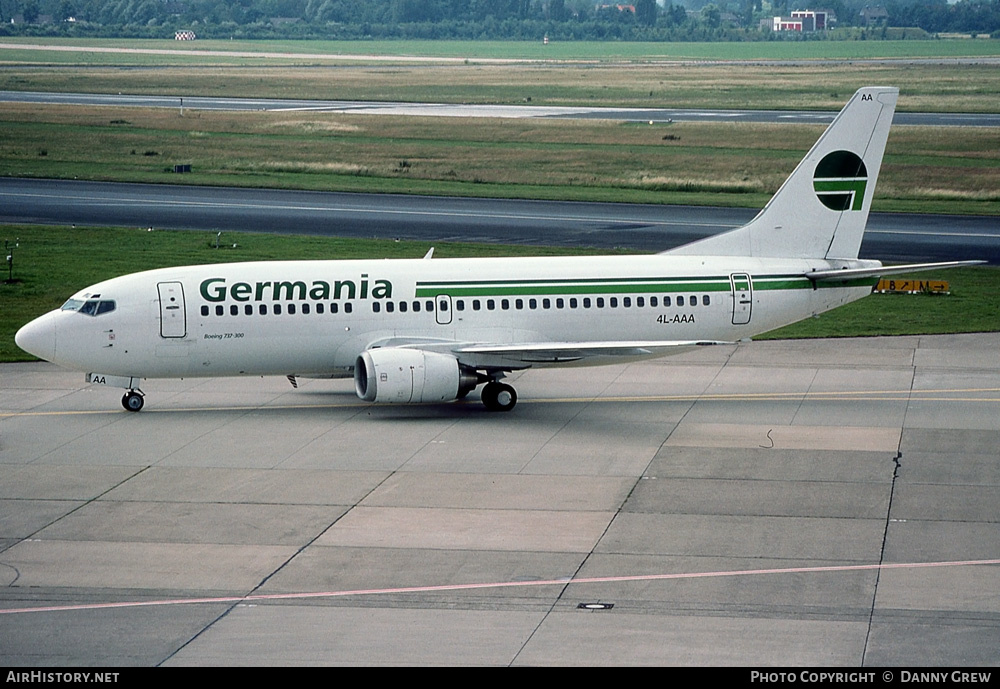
[806,260,985,283]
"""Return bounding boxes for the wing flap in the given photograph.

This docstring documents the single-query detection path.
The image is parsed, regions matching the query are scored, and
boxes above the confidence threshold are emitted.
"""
[364,338,730,370]
[452,340,728,367]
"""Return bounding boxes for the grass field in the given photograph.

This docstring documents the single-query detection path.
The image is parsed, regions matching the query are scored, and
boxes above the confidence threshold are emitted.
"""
[3,226,997,362]
[2,40,999,218]
[1,38,998,215]
[3,37,1000,61]
[759,267,1000,339]
[1,103,997,214]
[3,38,1000,112]
[3,61,1000,113]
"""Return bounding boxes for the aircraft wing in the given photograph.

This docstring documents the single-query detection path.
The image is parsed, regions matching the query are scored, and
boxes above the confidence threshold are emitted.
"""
[450,340,728,368]
[454,340,722,363]
[365,337,728,369]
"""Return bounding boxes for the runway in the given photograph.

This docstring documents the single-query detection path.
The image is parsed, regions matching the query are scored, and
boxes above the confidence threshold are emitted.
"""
[3,178,998,263]
[1,334,998,665]
[2,90,998,127]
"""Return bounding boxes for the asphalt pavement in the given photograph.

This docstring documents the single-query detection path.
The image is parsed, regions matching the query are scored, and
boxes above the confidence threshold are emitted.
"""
[2,178,998,263]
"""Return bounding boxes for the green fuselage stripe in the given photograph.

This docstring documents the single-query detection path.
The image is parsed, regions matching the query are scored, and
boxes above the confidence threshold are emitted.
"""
[417,282,732,298]
[412,274,857,298]
[414,274,877,298]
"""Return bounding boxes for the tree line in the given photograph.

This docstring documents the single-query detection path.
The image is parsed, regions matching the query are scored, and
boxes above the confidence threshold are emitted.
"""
[1,0,998,39]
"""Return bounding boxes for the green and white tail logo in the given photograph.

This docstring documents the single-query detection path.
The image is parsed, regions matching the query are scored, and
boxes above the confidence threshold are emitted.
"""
[813,151,868,211]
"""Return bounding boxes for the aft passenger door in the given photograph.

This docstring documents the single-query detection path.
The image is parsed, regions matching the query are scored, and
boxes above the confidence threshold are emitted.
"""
[157,282,187,338]
[731,273,752,325]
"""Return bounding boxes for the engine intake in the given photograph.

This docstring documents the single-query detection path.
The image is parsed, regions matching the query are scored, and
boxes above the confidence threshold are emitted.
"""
[355,348,476,404]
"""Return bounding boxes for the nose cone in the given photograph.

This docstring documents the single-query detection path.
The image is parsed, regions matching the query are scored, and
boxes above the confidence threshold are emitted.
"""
[15,312,57,362]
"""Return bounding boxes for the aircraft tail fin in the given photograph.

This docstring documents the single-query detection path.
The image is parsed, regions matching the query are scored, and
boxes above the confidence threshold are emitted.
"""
[665,86,898,260]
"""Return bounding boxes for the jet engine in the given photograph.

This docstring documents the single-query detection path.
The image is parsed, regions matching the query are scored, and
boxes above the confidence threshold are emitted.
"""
[354,348,478,404]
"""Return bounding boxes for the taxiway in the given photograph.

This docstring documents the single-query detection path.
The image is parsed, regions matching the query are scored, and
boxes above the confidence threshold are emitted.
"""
[1,334,998,665]
[2,90,998,127]
[3,178,998,263]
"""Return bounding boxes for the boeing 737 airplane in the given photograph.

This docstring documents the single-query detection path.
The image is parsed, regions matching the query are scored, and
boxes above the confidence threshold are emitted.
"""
[15,87,978,412]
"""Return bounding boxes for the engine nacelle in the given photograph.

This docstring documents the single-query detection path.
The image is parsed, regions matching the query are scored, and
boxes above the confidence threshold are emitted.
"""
[355,348,473,404]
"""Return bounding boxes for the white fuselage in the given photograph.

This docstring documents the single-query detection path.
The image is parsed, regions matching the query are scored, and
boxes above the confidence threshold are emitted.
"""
[17,254,874,380]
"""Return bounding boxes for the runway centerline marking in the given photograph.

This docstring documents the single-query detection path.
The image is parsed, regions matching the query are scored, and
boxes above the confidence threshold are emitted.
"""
[1,558,996,616]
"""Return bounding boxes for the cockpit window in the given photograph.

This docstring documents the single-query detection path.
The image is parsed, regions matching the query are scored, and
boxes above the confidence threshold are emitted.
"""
[62,299,116,316]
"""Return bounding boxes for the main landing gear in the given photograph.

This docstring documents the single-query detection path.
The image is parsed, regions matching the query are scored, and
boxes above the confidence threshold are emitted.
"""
[116,382,517,413]
[481,381,517,412]
[121,390,145,412]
